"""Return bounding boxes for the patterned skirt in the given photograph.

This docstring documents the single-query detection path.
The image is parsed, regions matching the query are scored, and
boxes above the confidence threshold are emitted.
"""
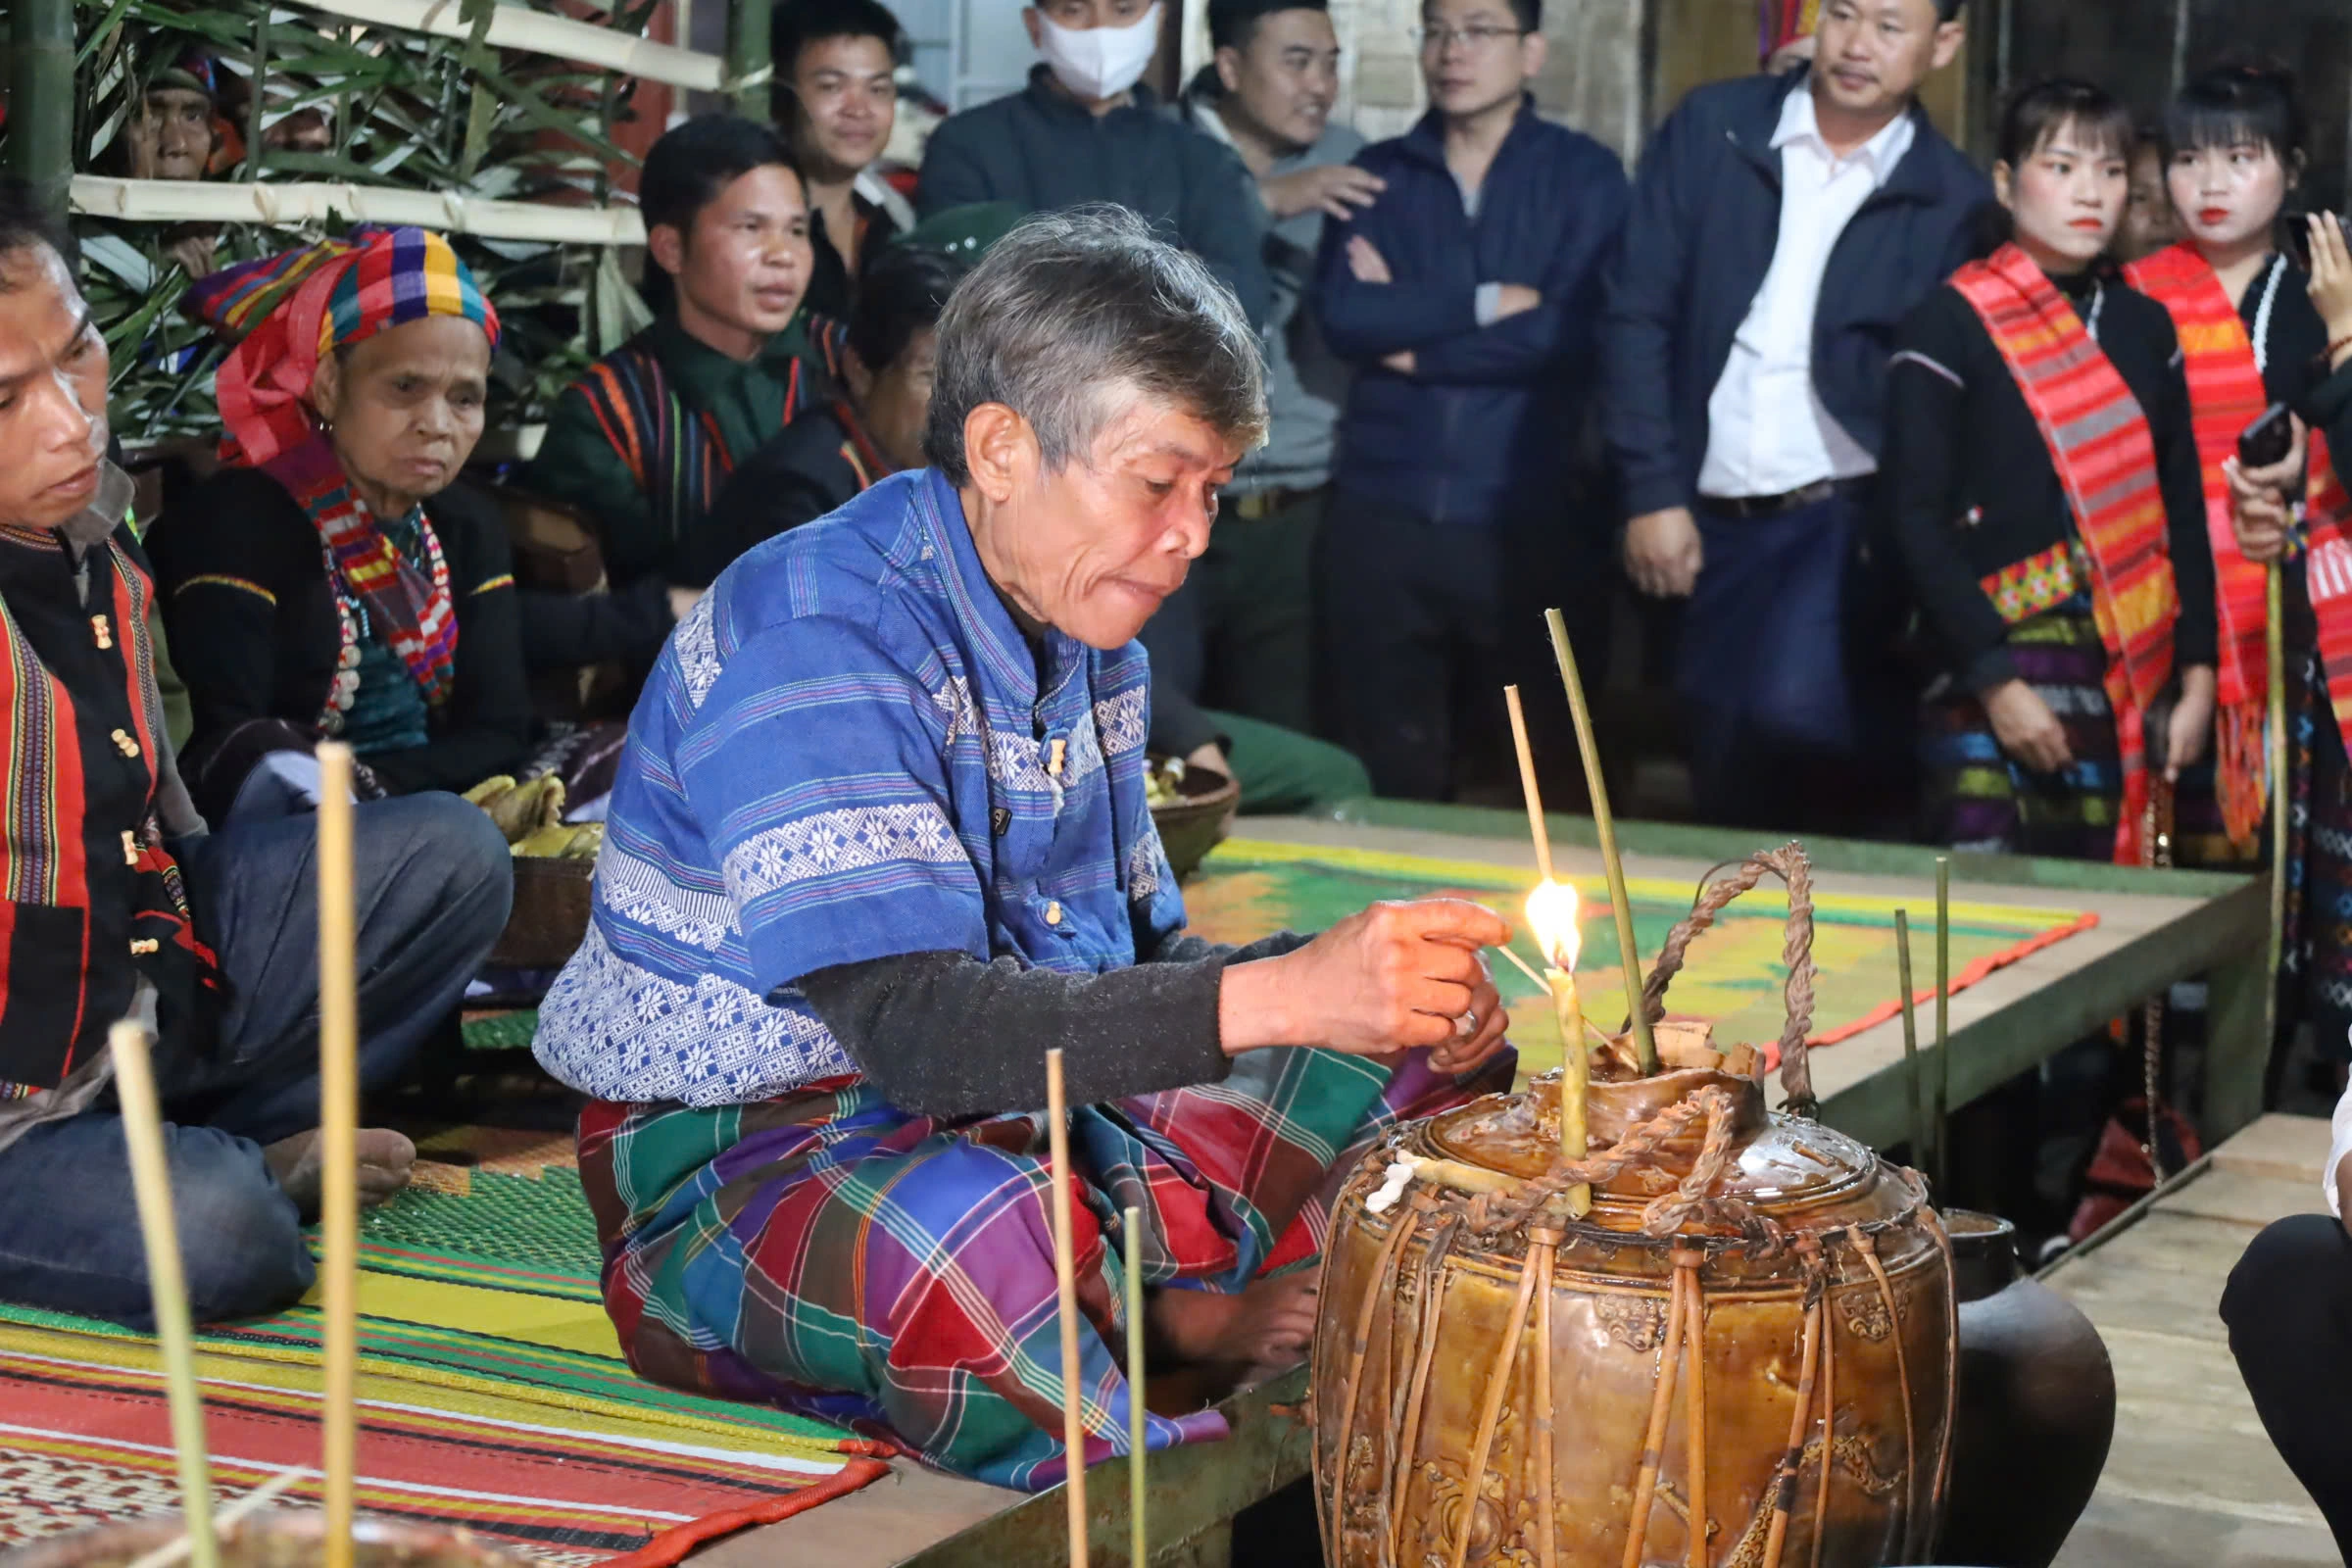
[1920,608,2121,860]
[577,1044,1514,1489]
[2282,650,2352,1060]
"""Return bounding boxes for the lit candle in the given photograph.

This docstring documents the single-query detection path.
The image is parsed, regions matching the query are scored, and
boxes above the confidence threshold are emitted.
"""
[1526,878,1591,1216]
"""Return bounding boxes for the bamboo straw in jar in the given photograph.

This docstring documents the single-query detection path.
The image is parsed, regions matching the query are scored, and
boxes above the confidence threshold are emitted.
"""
[1892,910,1930,1168]
[1046,1049,1090,1568]
[1544,609,1656,1074]
[315,743,359,1568]
[1933,856,1951,1195]
[1503,686,1554,884]
[109,1019,222,1568]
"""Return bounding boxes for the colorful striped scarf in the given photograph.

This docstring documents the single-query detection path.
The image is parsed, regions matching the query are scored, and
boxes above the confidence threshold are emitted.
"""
[1951,244,2180,865]
[263,432,460,720]
[2127,241,2352,848]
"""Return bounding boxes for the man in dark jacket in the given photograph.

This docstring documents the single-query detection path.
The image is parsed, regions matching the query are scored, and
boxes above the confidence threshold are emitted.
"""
[1602,0,1983,835]
[1310,0,1627,801]
[913,0,1272,329]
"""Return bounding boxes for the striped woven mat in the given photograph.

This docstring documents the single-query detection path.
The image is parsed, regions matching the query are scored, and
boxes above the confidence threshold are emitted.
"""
[0,1127,888,1559]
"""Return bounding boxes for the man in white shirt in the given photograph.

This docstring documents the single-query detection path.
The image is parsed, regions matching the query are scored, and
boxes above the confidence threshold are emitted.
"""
[1599,0,1980,834]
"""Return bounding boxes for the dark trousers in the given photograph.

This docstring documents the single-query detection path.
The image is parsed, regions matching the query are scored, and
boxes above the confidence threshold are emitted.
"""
[1677,490,1910,838]
[0,794,512,1327]
[2222,1212,2352,1558]
[1153,488,1323,736]
[1315,491,1593,803]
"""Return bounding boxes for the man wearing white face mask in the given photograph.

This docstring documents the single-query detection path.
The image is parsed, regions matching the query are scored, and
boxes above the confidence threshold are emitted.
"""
[915,0,1273,331]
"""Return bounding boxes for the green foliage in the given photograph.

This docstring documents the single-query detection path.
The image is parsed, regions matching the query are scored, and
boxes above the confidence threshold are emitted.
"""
[68,0,662,442]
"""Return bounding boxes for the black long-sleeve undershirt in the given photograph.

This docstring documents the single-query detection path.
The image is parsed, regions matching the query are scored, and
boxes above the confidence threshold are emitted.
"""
[796,931,1313,1120]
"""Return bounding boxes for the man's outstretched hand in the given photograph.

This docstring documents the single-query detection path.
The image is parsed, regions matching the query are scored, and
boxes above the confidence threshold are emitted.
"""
[1221,899,1512,1074]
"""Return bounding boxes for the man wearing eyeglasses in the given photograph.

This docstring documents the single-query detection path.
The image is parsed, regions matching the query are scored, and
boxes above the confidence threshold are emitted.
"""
[1601,0,1981,838]
[1309,0,1627,803]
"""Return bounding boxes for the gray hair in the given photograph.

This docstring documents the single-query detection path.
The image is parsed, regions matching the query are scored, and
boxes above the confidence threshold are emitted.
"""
[922,206,1268,487]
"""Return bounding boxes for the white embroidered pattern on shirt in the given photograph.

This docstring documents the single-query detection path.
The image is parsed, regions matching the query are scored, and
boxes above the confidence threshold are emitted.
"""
[1126,827,1166,904]
[1095,686,1149,758]
[596,846,740,953]
[721,802,966,902]
[674,593,723,711]
[533,924,853,1104]
[931,673,978,745]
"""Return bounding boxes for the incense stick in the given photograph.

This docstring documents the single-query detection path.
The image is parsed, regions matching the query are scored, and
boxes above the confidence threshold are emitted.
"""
[1503,685,1554,884]
[1123,1204,1147,1568]
[109,1019,221,1568]
[1045,1049,1089,1568]
[1544,609,1655,1074]
[315,743,359,1568]
[1892,911,1930,1170]
[1494,942,1551,995]
[1933,856,1950,1194]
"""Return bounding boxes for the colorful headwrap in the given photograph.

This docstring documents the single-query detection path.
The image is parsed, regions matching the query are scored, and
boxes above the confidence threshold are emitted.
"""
[189,225,500,468]
[1760,0,1819,65]
[151,46,220,102]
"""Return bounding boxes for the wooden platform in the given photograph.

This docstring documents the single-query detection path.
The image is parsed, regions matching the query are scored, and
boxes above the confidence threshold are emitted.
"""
[2046,1114,2338,1568]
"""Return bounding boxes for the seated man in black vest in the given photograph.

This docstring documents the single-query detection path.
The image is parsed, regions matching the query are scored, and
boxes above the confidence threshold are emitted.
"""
[0,183,513,1327]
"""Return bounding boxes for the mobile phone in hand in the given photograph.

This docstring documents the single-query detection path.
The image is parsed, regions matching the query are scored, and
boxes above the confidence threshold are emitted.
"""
[2283,210,2352,273]
[2240,402,2295,470]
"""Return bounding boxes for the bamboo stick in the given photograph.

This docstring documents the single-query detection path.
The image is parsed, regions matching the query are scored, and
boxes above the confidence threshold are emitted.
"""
[1503,685,1555,884]
[1548,971,1591,1216]
[1123,1204,1147,1568]
[1046,1050,1090,1568]
[1892,911,1930,1171]
[108,1019,220,1568]
[1494,941,1551,995]
[316,744,359,1568]
[1544,609,1655,1074]
[1933,857,1951,1194]
[2269,563,2289,1054]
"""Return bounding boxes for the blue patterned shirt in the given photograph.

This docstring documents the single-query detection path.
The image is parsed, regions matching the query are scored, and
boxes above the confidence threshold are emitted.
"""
[532,467,1186,1106]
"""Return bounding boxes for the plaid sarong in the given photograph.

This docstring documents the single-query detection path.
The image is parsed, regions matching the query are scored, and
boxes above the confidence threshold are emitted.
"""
[578,1044,1513,1490]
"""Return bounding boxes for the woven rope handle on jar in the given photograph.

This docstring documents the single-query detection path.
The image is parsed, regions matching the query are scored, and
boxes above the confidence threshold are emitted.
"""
[1637,843,1821,1111]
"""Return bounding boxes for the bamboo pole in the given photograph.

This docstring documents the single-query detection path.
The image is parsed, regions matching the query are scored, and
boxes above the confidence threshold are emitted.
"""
[5,0,75,220]
[1046,1049,1090,1568]
[1503,686,1554,884]
[1544,609,1655,1074]
[1893,910,1930,1168]
[244,8,271,183]
[109,1020,221,1568]
[316,744,359,1568]
[2269,563,2288,1053]
[1123,1205,1147,1568]
[1933,857,1951,1194]
[727,0,773,114]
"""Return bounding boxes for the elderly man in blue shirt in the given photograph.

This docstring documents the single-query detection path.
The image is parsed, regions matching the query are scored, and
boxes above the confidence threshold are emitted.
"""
[533,208,1515,1489]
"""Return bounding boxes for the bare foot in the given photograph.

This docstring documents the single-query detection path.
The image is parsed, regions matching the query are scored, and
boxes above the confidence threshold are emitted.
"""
[263,1128,417,1220]
[1146,1271,1318,1382]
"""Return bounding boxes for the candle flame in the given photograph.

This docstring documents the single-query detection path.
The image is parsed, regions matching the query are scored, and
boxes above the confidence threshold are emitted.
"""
[1524,878,1582,970]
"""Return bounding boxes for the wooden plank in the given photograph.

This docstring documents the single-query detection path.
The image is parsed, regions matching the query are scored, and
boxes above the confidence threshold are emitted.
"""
[2154,1170,2324,1230]
[2058,1491,2336,1568]
[2212,1114,2336,1186]
[289,0,724,90]
[2046,1212,2256,1342]
[694,1463,1013,1568]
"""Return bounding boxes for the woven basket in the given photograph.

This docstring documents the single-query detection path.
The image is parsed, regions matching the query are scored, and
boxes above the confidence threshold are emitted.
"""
[1151,759,1240,882]
[490,855,595,970]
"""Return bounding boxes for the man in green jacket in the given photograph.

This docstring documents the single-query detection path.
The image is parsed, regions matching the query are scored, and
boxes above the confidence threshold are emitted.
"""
[525,116,834,601]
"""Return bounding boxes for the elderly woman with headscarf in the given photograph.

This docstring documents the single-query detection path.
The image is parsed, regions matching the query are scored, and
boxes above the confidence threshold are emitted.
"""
[531,209,1516,1488]
[150,227,532,820]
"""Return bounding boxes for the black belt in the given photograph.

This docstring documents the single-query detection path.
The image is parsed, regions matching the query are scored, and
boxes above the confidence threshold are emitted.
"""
[1695,476,1872,519]
[1228,484,1328,520]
